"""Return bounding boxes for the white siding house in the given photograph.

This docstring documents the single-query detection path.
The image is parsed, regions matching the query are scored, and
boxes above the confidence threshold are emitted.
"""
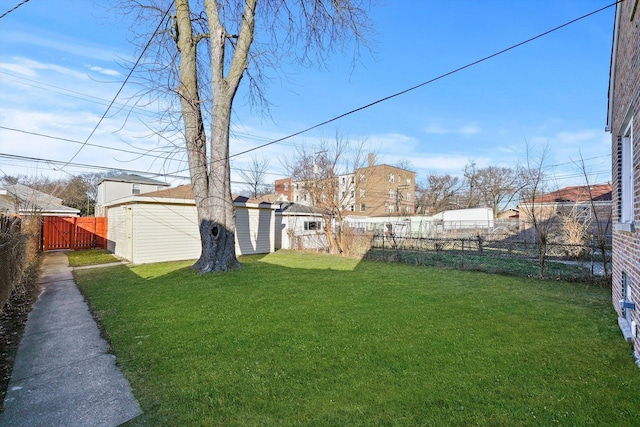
[96,174,170,216]
[0,183,80,217]
[104,185,278,264]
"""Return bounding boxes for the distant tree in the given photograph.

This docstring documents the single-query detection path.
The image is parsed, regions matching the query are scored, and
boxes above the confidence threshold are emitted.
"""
[238,156,271,198]
[123,0,373,272]
[415,174,460,215]
[462,161,482,208]
[394,159,414,171]
[474,166,520,217]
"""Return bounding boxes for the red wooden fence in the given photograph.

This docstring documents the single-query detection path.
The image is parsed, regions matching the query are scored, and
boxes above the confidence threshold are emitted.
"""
[42,217,108,251]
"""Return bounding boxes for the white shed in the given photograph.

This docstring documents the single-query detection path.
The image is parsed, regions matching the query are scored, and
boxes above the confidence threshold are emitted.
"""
[275,203,327,250]
[104,185,278,264]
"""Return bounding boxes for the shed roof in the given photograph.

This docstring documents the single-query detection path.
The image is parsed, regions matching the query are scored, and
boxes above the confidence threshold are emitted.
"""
[98,174,170,186]
[277,202,325,215]
[123,185,275,207]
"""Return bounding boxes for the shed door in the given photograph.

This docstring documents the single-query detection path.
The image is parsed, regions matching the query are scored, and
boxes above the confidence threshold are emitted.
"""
[125,207,133,262]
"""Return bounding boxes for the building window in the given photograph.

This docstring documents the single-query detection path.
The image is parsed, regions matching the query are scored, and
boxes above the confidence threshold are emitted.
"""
[341,176,346,184]
[351,176,355,184]
[360,203,366,212]
[349,205,354,212]
[284,182,289,191]
[132,184,140,195]
[619,120,634,226]
[360,189,365,198]
[622,272,636,323]
[304,221,321,231]
[389,174,395,183]
[406,178,411,186]
[389,189,394,199]
[406,193,411,202]
[388,204,394,213]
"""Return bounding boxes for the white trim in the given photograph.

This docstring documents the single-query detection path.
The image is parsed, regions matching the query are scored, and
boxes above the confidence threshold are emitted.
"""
[606,4,622,131]
[619,118,635,225]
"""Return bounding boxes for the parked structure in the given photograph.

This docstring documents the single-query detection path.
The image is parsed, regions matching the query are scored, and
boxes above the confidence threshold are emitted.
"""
[0,183,80,217]
[275,203,327,250]
[345,208,495,238]
[95,174,169,216]
[607,0,639,367]
[102,185,278,264]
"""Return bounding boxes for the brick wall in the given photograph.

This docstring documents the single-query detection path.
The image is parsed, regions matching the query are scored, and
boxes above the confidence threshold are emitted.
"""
[610,0,640,362]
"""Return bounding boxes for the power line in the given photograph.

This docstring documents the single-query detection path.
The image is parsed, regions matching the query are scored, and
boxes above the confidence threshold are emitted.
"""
[0,125,290,177]
[223,1,621,162]
[0,152,289,181]
[0,0,29,20]
[60,2,173,170]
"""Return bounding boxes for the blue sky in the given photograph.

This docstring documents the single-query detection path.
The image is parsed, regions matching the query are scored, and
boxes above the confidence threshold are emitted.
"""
[0,0,616,193]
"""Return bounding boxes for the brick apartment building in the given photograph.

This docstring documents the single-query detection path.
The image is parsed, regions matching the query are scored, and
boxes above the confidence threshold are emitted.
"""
[607,0,640,366]
[275,154,416,216]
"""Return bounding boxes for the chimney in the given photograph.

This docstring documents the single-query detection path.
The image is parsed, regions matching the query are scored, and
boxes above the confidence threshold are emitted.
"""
[368,153,375,168]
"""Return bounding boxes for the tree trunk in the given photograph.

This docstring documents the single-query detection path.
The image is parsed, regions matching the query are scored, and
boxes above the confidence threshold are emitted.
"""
[172,0,256,272]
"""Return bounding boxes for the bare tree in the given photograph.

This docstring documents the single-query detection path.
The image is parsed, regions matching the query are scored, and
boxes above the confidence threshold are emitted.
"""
[574,154,612,277]
[517,144,557,278]
[474,166,520,217]
[394,159,414,171]
[238,156,270,198]
[122,0,373,272]
[462,161,482,208]
[415,174,460,215]
[286,133,366,255]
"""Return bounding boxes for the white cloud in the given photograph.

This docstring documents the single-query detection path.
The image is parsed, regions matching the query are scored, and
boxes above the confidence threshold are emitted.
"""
[423,122,482,136]
[87,66,121,77]
[0,61,37,78]
[2,57,89,81]
[555,129,600,145]
[4,31,129,63]
[459,125,482,135]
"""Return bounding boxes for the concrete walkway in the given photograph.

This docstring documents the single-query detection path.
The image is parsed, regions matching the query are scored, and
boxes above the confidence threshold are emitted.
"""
[1,252,141,427]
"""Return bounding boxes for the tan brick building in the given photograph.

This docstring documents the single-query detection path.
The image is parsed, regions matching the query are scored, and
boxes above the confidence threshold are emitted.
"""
[274,156,416,217]
[352,161,416,216]
[607,0,640,367]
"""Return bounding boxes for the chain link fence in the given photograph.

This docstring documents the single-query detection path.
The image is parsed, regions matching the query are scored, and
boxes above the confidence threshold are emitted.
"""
[355,218,611,283]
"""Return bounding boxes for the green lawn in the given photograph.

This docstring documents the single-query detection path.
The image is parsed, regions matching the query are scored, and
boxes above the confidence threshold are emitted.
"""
[74,251,639,426]
[67,248,120,267]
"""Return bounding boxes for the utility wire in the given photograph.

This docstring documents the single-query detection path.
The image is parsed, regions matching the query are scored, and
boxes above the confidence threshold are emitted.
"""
[0,152,289,180]
[59,1,174,170]
[0,0,29,20]
[224,0,621,162]
[0,126,289,177]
